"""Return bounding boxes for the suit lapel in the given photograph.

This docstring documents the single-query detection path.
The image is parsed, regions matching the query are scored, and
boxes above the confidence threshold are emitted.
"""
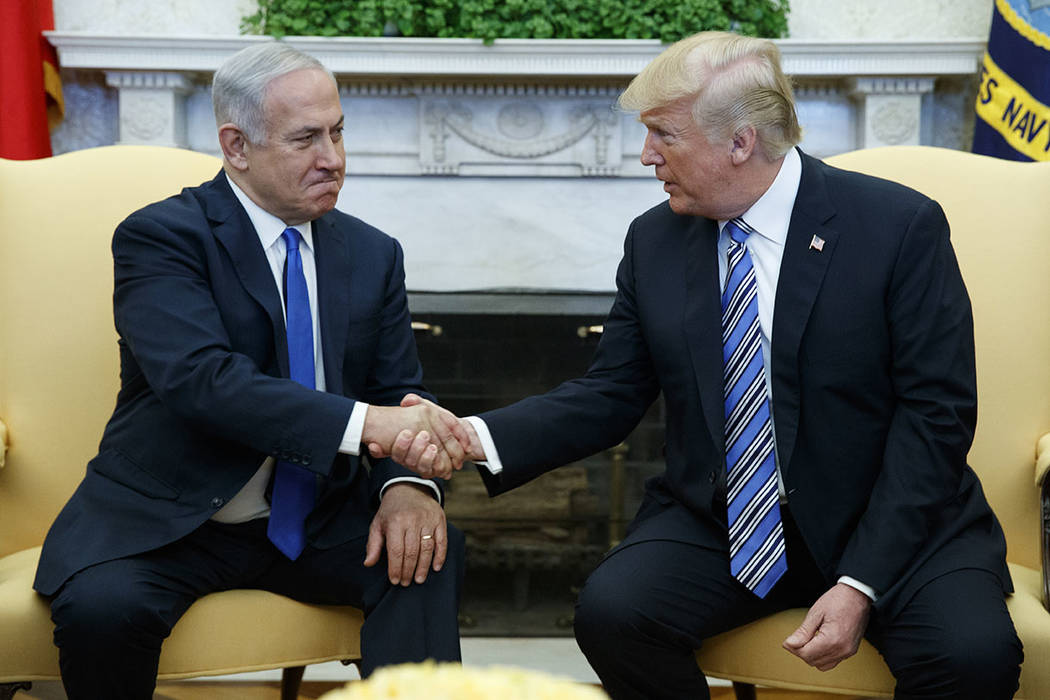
[683,216,727,452]
[770,152,838,474]
[313,214,350,394]
[202,171,290,378]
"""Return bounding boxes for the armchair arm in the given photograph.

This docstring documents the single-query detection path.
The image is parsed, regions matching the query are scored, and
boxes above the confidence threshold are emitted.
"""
[0,417,7,469]
[1038,433,1050,611]
[1037,433,1050,488]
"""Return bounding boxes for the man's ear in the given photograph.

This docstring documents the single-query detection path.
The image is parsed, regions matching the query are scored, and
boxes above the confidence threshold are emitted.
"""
[218,123,249,171]
[729,125,757,165]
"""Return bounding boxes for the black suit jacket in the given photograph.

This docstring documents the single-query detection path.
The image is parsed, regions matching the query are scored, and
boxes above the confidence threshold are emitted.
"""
[479,151,1010,618]
[35,171,434,595]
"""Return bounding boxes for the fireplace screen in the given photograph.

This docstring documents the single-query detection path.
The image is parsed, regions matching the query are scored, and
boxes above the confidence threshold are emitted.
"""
[411,309,664,636]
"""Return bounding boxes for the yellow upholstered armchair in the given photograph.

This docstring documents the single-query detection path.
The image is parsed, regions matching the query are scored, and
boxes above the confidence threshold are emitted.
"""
[695,146,1050,699]
[0,146,363,699]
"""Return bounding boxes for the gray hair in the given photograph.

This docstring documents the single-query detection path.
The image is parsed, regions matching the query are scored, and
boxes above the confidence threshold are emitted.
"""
[212,42,336,144]
[619,31,802,160]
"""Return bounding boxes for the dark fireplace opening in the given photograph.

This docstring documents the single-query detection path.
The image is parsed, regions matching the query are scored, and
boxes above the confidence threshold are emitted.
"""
[410,305,665,637]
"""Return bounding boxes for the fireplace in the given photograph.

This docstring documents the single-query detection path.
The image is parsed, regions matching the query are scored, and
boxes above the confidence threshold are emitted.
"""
[41,28,987,641]
[409,292,665,636]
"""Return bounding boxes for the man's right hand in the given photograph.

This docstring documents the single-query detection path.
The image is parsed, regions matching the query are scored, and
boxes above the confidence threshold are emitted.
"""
[379,394,488,477]
[363,395,472,479]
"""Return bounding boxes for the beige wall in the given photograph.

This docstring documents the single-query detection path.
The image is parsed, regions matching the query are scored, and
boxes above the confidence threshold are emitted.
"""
[54,0,253,35]
[788,0,992,39]
[54,0,993,39]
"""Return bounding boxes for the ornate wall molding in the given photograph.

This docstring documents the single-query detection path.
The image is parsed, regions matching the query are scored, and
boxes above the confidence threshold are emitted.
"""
[48,33,984,160]
[105,70,192,147]
[418,84,621,176]
[849,76,936,148]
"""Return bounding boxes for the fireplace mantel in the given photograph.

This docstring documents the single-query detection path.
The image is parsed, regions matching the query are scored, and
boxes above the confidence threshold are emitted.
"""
[48,32,984,78]
[45,33,985,293]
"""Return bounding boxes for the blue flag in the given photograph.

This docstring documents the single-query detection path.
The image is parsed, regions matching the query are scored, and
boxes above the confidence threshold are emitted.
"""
[973,0,1050,161]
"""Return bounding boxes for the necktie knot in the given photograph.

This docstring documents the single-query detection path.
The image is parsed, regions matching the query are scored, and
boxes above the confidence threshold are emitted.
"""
[725,218,751,246]
[282,227,301,253]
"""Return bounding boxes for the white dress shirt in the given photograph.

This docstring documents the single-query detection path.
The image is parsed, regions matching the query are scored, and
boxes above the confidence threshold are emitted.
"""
[468,149,876,600]
[213,174,436,523]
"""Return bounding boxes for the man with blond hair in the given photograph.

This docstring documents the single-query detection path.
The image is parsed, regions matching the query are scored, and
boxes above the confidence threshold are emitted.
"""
[400,31,1022,699]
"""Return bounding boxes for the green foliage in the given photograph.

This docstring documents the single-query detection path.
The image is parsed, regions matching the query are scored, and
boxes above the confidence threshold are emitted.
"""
[242,0,790,42]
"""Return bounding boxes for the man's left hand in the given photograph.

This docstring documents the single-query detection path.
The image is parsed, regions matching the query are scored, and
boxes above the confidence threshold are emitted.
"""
[363,483,447,587]
[782,582,872,671]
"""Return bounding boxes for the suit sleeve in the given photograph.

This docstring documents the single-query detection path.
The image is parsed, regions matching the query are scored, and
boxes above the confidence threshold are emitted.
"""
[478,222,662,494]
[358,237,445,497]
[835,199,978,593]
[112,209,355,477]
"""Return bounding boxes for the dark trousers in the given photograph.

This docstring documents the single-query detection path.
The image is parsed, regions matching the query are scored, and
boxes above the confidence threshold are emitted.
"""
[574,510,1021,700]
[49,518,464,700]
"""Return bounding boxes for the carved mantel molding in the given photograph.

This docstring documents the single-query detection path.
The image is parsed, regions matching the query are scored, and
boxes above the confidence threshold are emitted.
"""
[46,32,986,165]
[47,33,986,78]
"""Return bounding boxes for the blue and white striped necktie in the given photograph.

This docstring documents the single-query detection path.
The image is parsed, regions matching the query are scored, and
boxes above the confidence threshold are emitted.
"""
[721,218,787,598]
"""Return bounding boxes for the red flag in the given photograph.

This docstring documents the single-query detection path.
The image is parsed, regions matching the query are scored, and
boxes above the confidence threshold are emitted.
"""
[0,0,64,160]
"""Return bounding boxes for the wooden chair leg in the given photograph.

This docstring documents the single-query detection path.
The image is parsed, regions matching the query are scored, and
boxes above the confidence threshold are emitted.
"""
[281,665,306,700]
[732,681,758,700]
[0,682,32,700]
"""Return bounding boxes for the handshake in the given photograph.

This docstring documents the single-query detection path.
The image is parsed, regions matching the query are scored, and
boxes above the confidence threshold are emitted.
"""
[362,394,484,479]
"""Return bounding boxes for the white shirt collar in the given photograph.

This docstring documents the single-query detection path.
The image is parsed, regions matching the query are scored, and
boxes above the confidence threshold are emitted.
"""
[224,172,314,254]
[719,147,802,245]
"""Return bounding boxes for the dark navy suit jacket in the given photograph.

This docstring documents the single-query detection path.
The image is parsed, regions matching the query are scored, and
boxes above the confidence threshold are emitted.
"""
[479,151,1010,618]
[35,171,433,596]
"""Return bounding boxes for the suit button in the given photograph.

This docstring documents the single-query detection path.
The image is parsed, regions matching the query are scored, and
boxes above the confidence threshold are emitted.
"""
[301,456,311,466]
[708,471,717,484]
[210,497,225,508]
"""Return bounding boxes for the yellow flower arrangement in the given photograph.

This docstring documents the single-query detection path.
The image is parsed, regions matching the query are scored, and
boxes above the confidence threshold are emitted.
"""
[320,661,609,699]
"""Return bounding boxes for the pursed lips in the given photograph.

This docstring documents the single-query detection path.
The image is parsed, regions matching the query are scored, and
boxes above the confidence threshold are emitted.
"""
[306,177,341,190]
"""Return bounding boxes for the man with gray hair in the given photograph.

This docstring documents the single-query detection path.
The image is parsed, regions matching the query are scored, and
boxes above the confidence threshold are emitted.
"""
[400,30,1022,699]
[35,42,468,699]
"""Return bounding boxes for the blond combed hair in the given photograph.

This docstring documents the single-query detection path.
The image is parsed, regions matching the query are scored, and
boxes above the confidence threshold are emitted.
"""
[619,31,802,160]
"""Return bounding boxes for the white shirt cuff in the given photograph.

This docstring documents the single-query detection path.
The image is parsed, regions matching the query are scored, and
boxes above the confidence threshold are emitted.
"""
[339,402,370,456]
[465,415,502,474]
[838,575,878,602]
[380,477,443,505]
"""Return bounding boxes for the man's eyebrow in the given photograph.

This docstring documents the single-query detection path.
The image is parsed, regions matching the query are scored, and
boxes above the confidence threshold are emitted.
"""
[286,126,320,138]
[285,117,343,139]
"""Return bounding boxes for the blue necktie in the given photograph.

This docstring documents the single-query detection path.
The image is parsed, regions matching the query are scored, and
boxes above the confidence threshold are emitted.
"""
[267,227,316,560]
[721,219,787,598]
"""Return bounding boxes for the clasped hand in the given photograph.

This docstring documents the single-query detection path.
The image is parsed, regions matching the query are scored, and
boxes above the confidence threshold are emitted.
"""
[364,394,483,479]
[782,582,871,671]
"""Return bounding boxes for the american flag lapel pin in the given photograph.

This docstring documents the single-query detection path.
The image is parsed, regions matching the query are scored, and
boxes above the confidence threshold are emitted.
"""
[809,234,825,252]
